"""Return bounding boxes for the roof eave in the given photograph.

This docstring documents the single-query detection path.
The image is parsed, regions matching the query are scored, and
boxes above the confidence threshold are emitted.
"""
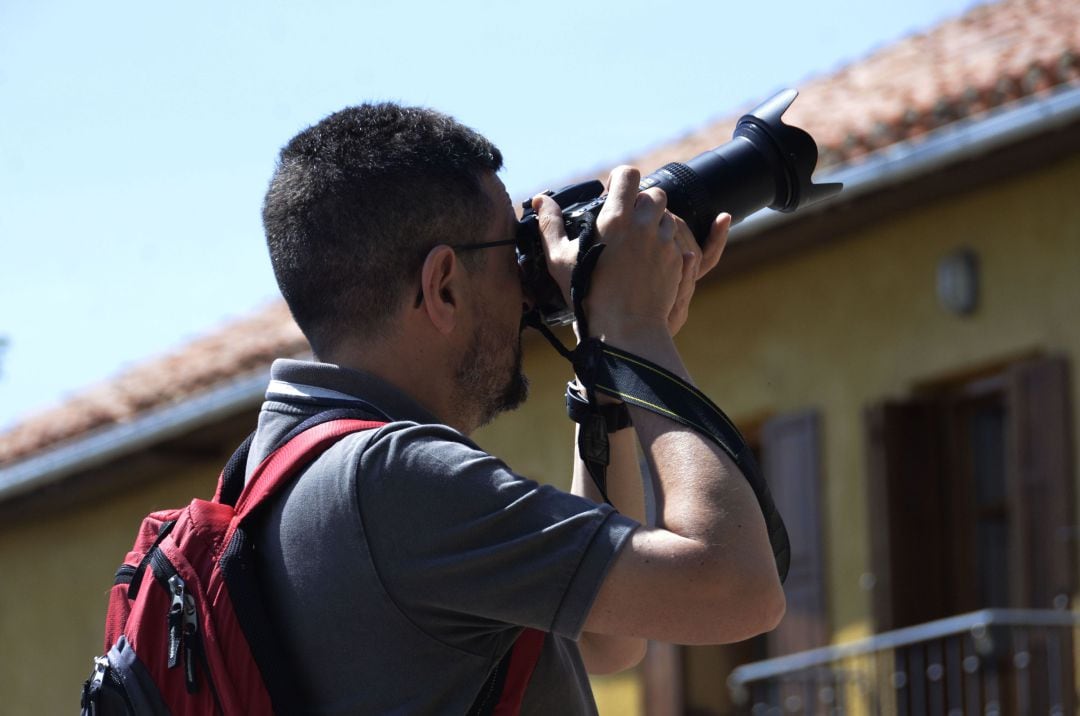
[0,369,270,503]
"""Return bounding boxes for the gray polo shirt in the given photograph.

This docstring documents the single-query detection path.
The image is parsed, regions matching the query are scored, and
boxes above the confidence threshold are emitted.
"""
[247,359,638,715]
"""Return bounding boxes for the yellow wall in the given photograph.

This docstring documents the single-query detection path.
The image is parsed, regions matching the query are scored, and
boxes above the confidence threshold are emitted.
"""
[480,152,1080,710]
[0,461,223,714]
[2,153,1078,715]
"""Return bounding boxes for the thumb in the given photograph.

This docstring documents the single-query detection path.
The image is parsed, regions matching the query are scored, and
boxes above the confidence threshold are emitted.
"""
[532,194,575,298]
[533,194,570,248]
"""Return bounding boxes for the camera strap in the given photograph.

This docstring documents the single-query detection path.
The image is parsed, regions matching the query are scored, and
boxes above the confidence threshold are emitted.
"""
[530,319,791,581]
[523,212,617,503]
[525,215,790,579]
[568,214,619,505]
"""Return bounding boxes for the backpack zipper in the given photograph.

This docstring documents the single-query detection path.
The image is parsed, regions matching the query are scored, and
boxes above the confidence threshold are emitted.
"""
[82,653,138,715]
[182,591,199,693]
[148,549,210,697]
[166,574,185,670]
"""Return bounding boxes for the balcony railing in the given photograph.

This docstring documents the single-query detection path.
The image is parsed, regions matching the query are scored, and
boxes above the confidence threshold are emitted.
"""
[728,609,1079,715]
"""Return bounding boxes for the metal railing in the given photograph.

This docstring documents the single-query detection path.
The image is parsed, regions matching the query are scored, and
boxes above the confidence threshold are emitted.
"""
[728,609,1079,715]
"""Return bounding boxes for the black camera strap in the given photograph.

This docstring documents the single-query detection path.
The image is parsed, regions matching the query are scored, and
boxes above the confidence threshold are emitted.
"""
[568,213,617,504]
[530,316,790,581]
[524,214,790,580]
[584,338,789,580]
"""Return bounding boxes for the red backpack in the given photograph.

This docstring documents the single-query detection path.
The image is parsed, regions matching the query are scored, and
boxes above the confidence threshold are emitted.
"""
[81,409,546,715]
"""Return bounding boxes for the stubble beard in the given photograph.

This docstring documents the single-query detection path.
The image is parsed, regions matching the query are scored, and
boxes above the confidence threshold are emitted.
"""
[454,314,529,431]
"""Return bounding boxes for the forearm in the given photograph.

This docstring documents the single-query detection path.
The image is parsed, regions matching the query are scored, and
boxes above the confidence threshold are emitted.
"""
[600,325,778,582]
[571,423,645,522]
[572,410,648,673]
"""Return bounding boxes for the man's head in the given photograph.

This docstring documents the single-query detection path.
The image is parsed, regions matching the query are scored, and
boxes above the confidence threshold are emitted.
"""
[263,103,504,355]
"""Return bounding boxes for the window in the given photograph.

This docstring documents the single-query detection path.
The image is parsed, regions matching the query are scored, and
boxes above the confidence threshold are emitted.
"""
[865,355,1075,628]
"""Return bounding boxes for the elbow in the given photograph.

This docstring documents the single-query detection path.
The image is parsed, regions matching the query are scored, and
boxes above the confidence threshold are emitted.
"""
[702,563,787,644]
[740,564,786,637]
[580,635,648,675]
[596,639,647,675]
[756,576,786,634]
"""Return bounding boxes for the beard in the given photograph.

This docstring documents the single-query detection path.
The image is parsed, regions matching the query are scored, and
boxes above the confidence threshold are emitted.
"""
[453,311,529,430]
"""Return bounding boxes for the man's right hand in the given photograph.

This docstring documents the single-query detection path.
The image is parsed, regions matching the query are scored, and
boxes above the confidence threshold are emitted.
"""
[533,166,728,346]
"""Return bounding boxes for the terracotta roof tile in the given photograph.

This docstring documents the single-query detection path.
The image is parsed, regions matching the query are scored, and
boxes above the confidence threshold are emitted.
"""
[0,302,306,465]
[3,0,1080,467]
[627,0,1080,170]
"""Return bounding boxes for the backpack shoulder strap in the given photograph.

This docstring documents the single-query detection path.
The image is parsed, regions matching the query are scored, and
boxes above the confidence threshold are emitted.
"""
[214,431,257,506]
[469,628,547,716]
[492,628,546,716]
[214,407,390,507]
[232,416,387,521]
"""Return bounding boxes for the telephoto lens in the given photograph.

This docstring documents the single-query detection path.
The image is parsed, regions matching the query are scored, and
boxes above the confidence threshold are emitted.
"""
[638,89,842,239]
[518,89,843,325]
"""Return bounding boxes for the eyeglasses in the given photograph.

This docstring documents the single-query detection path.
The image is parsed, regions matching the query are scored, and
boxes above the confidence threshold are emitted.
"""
[448,238,520,252]
[413,237,521,308]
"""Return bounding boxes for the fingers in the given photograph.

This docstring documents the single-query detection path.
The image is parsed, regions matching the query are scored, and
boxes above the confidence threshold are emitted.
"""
[666,213,730,336]
[657,209,677,243]
[671,213,699,274]
[667,250,696,336]
[532,193,569,245]
[602,166,670,237]
[697,213,730,280]
[531,193,576,302]
[603,166,643,221]
[664,214,695,336]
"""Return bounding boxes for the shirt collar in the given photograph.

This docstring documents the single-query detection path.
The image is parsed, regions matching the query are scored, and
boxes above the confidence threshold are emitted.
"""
[267,358,440,425]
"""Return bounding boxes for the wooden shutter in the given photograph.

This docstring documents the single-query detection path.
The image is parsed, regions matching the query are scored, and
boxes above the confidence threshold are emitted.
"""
[864,401,950,631]
[1007,355,1076,608]
[762,410,828,655]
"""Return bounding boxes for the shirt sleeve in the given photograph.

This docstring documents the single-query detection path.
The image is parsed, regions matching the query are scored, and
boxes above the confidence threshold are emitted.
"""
[354,422,638,642]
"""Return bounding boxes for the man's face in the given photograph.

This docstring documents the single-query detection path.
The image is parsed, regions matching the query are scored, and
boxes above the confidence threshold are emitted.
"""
[453,173,530,429]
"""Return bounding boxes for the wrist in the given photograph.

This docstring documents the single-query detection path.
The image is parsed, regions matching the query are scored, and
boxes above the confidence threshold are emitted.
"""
[590,320,673,354]
[587,315,669,345]
[583,324,691,386]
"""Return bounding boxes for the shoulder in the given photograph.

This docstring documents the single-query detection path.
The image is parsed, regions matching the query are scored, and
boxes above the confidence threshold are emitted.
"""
[350,420,623,538]
[353,420,518,489]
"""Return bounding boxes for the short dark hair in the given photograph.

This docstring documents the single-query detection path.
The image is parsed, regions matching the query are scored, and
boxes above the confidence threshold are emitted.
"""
[262,103,503,353]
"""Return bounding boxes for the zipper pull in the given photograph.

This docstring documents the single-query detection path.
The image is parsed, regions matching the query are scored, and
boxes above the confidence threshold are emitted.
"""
[182,592,199,693]
[166,574,185,669]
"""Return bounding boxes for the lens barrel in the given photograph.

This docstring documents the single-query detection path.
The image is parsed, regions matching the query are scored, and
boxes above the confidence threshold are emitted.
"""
[638,89,842,242]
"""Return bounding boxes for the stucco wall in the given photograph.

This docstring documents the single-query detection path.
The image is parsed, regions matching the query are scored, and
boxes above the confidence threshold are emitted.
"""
[0,460,224,713]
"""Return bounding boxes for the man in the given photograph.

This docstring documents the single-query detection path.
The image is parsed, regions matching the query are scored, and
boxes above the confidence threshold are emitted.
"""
[254,103,784,714]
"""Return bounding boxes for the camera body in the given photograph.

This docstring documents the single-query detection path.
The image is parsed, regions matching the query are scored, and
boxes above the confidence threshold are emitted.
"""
[516,89,843,326]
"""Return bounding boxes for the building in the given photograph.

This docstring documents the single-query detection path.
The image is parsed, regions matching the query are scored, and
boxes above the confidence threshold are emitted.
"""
[2,0,1079,712]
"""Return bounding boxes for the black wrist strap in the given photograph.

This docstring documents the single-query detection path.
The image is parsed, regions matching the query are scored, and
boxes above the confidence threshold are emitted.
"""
[566,382,632,431]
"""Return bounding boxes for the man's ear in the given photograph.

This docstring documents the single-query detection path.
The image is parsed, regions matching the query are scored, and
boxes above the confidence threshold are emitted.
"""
[418,245,464,335]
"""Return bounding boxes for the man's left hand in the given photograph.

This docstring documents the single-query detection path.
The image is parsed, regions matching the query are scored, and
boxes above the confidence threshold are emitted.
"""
[666,212,730,336]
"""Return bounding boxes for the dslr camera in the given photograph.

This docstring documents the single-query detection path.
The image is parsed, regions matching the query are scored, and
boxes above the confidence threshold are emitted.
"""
[516,89,843,325]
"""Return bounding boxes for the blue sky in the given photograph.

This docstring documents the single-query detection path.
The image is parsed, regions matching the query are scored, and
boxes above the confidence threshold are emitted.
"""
[0,0,981,429]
